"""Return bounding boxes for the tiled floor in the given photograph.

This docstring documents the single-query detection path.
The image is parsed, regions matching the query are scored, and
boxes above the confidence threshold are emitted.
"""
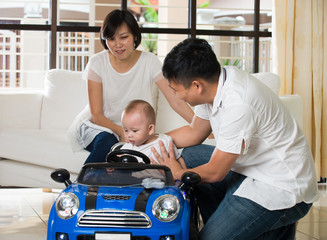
[0,185,326,240]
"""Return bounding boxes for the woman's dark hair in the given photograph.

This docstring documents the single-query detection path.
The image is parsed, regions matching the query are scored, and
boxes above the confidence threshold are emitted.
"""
[162,38,221,88]
[100,9,142,50]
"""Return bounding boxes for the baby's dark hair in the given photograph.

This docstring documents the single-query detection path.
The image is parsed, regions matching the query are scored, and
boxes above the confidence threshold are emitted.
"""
[162,38,221,88]
[124,100,156,125]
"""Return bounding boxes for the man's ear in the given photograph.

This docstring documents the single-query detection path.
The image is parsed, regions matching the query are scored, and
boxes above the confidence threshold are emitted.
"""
[192,79,203,94]
[149,124,155,135]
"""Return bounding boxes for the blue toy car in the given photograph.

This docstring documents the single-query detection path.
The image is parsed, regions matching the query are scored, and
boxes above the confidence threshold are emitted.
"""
[47,149,201,240]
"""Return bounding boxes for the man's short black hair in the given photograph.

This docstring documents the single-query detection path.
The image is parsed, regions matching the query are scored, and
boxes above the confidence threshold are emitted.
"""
[100,9,141,50]
[162,38,221,88]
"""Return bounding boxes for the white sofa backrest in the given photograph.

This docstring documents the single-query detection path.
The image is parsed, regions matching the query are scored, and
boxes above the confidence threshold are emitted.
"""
[40,69,87,130]
[280,95,303,127]
[252,72,281,95]
[0,91,43,129]
[38,69,302,136]
[155,90,188,134]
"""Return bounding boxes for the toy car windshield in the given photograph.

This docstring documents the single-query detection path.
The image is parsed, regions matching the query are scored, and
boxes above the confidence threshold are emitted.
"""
[77,162,174,187]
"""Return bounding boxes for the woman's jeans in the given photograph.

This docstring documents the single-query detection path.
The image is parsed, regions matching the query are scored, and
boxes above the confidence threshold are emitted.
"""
[85,131,118,164]
[182,144,312,240]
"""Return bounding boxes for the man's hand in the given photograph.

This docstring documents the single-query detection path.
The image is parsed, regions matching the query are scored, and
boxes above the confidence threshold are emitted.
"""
[150,140,185,180]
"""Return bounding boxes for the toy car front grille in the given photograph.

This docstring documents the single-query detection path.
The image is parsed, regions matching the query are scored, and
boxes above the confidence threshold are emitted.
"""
[102,195,131,200]
[77,210,152,228]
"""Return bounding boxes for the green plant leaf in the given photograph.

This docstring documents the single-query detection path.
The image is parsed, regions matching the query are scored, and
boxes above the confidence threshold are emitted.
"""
[135,0,159,54]
[220,58,242,69]
[198,1,210,8]
[135,0,158,22]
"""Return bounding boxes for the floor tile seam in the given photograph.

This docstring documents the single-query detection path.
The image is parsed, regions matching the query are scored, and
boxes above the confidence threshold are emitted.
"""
[21,194,48,226]
[295,229,320,240]
[311,206,327,214]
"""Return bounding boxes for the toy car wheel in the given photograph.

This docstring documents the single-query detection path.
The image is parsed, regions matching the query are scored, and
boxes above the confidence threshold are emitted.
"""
[189,204,202,240]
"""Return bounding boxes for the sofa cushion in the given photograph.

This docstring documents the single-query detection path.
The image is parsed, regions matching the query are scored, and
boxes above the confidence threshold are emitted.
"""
[0,128,87,172]
[40,69,88,130]
[0,160,77,188]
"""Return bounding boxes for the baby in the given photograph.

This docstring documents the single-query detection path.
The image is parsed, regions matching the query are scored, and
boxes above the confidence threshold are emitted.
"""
[121,99,186,169]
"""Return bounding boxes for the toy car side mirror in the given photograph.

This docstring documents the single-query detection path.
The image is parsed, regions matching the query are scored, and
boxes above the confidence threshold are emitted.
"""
[179,171,201,198]
[51,168,72,187]
[181,171,201,187]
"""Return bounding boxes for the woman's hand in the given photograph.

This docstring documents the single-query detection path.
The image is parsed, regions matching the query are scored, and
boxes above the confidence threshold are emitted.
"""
[118,127,127,142]
[150,140,185,180]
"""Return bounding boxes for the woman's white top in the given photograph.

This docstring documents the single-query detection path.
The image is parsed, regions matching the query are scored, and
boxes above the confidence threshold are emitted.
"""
[194,66,320,210]
[68,50,162,151]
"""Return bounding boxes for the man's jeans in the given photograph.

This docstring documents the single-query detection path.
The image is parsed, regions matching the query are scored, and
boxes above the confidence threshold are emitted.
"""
[182,144,312,240]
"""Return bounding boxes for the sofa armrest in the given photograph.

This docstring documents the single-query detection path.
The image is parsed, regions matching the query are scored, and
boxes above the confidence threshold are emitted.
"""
[0,90,44,129]
[279,95,303,128]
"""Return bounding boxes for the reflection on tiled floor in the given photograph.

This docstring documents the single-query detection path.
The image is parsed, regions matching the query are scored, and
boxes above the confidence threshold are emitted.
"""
[296,184,327,240]
[0,185,327,240]
[0,188,59,240]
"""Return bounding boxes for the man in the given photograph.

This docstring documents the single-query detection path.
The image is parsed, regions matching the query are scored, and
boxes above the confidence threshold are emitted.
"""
[151,38,319,240]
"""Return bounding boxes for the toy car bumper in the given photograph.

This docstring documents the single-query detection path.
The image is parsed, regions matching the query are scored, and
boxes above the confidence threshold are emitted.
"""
[48,224,186,240]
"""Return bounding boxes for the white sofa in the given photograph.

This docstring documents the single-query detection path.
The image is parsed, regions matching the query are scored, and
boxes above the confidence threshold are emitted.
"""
[0,69,302,188]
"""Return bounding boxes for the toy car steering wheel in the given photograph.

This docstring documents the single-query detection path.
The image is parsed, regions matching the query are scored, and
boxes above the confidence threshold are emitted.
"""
[106,149,151,164]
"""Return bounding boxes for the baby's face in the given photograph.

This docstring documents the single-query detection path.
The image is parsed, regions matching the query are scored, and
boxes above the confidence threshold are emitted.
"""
[122,111,153,146]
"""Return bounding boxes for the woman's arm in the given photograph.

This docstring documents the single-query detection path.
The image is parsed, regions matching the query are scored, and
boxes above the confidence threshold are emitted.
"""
[88,80,125,141]
[156,77,194,123]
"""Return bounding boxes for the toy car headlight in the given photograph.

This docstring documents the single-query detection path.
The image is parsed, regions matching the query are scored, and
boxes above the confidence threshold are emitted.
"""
[152,194,180,222]
[56,192,79,219]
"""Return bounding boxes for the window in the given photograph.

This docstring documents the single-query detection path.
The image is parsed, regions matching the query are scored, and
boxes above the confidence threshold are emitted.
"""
[0,0,271,89]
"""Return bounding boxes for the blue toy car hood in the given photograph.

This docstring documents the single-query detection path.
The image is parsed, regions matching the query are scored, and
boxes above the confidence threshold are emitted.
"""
[94,186,148,211]
[65,183,163,213]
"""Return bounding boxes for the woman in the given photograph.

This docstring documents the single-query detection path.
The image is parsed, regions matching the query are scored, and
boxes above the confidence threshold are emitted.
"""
[69,9,193,164]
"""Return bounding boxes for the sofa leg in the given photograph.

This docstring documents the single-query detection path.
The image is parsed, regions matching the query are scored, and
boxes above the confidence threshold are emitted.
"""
[42,188,52,193]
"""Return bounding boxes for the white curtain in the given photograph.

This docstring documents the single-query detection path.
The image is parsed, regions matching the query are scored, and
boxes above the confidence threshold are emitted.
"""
[272,0,327,179]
